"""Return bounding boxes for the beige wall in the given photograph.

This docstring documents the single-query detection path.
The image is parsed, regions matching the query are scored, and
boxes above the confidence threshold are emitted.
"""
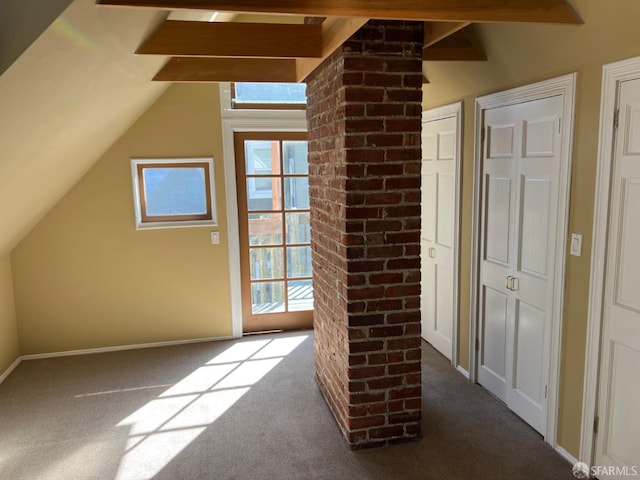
[11,83,232,355]
[0,256,19,374]
[423,0,640,457]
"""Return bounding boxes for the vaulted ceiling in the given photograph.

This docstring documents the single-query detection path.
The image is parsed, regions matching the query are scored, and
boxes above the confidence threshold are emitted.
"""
[0,0,581,259]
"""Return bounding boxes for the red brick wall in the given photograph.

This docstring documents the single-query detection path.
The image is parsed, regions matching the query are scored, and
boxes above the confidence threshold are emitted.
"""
[307,20,423,448]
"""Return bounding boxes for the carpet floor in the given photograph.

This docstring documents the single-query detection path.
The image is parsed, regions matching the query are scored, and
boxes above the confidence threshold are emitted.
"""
[0,331,575,479]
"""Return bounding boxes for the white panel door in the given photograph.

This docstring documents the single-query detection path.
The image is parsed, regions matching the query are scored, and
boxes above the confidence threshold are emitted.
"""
[478,105,517,401]
[421,113,458,360]
[595,77,640,476]
[478,95,563,434]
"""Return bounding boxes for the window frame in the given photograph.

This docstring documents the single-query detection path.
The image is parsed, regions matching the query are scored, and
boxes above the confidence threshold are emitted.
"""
[131,157,217,230]
[230,82,306,111]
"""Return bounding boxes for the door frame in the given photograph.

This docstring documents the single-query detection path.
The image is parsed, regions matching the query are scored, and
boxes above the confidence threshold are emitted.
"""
[421,101,463,371]
[581,55,640,466]
[233,130,313,333]
[470,73,577,446]
[220,83,307,338]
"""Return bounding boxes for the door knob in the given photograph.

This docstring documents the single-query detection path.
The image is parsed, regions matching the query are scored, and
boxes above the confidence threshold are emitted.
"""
[506,276,519,291]
[428,247,436,258]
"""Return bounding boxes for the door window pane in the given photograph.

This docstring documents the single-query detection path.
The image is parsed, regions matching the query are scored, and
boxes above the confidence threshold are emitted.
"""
[245,141,280,175]
[250,248,283,280]
[284,177,310,210]
[251,282,285,314]
[286,212,311,244]
[287,246,312,278]
[247,178,281,211]
[288,280,314,312]
[283,141,309,174]
[249,213,283,246]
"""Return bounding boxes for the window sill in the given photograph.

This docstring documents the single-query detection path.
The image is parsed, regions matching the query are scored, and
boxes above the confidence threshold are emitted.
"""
[135,220,218,231]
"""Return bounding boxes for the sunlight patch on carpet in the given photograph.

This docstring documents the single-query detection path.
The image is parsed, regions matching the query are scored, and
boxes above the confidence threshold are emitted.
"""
[113,334,308,480]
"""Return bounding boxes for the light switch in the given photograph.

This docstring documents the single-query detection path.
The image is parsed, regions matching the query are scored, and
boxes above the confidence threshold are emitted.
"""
[211,231,220,245]
[570,233,582,257]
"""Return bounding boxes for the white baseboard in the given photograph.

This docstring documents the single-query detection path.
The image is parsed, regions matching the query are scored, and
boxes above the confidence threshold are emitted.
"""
[20,335,234,361]
[555,446,579,466]
[0,357,22,385]
[456,365,470,379]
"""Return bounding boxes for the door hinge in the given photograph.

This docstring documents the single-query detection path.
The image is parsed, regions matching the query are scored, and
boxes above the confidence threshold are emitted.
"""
[481,127,486,143]
[594,416,599,434]
[558,118,562,133]
[544,385,548,399]
[475,338,480,351]
[614,109,620,129]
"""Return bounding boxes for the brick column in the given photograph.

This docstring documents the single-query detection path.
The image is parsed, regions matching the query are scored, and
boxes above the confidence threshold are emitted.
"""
[307,20,423,448]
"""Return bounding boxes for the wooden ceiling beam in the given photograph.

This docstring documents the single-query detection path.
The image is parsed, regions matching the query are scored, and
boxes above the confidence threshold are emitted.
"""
[304,16,326,25]
[148,17,366,83]
[96,0,583,24]
[423,21,470,48]
[138,21,323,58]
[153,57,298,82]
[423,31,487,61]
[296,16,368,82]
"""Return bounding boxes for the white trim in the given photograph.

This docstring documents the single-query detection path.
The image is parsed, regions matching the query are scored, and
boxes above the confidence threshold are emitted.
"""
[20,335,233,361]
[219,83,307,122]
[219,83,307,339]
[456,365,470,379]
[581,55,640,466]
[130,157,217,230]
[470,98,482,384]
[555,446,579,466]
[470,73,577,447]
[0,357,21,385]
[421,101,463,371]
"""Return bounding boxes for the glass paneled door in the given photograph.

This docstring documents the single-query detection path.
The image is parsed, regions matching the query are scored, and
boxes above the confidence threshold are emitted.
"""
[234,132,313,332]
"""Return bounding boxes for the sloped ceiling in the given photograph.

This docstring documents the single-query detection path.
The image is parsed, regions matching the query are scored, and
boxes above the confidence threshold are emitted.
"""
[0,0,171,258]
[0,0,73,75]
[0,0,583,259]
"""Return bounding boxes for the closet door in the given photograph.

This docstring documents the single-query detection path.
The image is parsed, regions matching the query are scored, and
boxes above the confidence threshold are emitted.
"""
[478,95,563,434]
[421,112,459,361]
[595,77,640,475]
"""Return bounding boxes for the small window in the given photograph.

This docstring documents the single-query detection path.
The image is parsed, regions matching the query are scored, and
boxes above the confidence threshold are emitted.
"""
[131,158,216,229]
[232,82,307,110]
